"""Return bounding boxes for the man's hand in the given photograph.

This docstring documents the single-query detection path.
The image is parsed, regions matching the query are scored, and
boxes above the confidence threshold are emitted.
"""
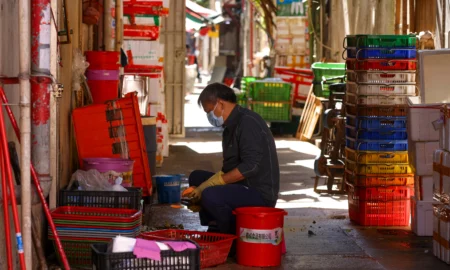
[188,171,225,202]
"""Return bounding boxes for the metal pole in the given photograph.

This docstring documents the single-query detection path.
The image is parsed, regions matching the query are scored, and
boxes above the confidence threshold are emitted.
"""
[0,150,13,270]
[19,0,32,267]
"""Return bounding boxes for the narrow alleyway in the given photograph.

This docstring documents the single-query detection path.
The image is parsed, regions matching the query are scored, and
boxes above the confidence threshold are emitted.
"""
[147,129,449,270]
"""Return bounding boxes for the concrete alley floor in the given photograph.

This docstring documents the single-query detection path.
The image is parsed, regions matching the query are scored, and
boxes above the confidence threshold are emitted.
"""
[148,129,449,270]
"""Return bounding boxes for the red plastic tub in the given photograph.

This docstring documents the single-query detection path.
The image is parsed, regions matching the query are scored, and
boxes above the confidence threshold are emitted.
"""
[233,207,287,267]
[86,69,120,81]
[87,80,119,104]
[85,51,120,70]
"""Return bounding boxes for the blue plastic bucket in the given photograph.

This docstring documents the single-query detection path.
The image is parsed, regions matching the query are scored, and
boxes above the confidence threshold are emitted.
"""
[154,175,182,204]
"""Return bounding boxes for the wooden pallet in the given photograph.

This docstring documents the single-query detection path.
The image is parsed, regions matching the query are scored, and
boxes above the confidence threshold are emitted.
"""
[296,85,324,141]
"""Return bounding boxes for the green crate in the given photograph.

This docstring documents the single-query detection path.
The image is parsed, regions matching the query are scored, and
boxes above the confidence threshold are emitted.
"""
[311,62,346,82]
[251,102,291,122]
[241,77,259,92]
[250,81,292,101]
[236,93,248,107]
[346,34,417,49]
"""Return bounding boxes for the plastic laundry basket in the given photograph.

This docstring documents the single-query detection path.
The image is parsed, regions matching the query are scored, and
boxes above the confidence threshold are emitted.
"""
[233,207,287,267]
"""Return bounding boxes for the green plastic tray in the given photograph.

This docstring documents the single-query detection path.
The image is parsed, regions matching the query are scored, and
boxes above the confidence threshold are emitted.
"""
[344,34,417,49]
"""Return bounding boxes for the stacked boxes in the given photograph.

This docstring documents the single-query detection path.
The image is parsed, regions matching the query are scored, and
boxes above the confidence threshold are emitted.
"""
[407,96,442,236]
[248,80,292,122]
[433,105,450,263]
[274,17,309,65]
[344,34,417,226]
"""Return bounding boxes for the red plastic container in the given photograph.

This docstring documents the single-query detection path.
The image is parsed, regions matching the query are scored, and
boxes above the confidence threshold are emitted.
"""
[139,230,237,268]
[350,185,412,201]
[348,189,411,226]
[233,207,287,267]
[87,80,119,104]
[346,59,416,71]
[85,51,120,70]
[51,206,142,223]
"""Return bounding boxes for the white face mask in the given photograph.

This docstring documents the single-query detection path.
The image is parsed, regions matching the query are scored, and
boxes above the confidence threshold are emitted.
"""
[207,103,224,127]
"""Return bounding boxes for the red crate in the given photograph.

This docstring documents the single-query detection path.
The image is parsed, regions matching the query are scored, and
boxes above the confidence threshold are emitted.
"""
[345,170,414,187]
[348,185,412,201]
[348,188,411,226]
[51,206,142,223]
[346,59,416,71]
[139,230,237,269]
[72,93,152,196]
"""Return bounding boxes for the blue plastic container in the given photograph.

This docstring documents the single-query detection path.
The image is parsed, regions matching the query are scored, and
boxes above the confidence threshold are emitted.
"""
[346,114,407,130]
[345,47,416,60]
[154,175,182,204]
[346,137,408,151]
[346,127,408,140]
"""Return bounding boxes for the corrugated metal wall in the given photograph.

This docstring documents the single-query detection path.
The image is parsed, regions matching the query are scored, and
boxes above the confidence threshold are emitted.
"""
[162,0,186,136]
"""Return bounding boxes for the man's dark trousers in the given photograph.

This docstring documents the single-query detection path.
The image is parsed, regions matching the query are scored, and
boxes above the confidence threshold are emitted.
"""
[188,170,268,235]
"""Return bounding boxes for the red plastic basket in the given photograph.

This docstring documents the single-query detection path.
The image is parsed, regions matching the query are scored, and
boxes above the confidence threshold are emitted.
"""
[348,185,412,201]
[51,206,142,223]
[139,230,237,268]
[346,59,416,71]
[348,187,411,226]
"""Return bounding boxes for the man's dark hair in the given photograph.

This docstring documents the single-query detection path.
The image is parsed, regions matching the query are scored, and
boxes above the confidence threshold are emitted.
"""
[198,83,237,107]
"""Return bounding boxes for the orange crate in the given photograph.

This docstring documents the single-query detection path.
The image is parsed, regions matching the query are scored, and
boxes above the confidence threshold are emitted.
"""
[72,93,152,196]
[345,170,414,187]
[348,186,411,226]
[139,230,237,269]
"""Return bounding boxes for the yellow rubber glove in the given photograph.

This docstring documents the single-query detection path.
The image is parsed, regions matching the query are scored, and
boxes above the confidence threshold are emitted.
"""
[188,171,225,202]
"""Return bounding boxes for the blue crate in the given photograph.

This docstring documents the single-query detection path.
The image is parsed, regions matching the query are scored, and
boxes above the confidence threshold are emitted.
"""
[345,48,416,60]
[346,114,407,130]
[346,137,408,151]
[346,127,408,140]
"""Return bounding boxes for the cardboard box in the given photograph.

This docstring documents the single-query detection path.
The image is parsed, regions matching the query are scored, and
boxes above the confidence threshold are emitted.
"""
[414,176,434,201]
[411,196,434,236]
[409,141,440,176]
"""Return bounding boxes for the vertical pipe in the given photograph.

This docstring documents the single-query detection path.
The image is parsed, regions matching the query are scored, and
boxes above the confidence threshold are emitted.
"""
[0,149,13,270]
[104,0,115,51]
[395,0,402,34]
[115,0,123,52]
[19,0,32,267]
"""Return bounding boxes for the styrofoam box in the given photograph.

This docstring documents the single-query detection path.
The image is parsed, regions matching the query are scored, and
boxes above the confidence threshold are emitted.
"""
[123,40,164,66]
[433,149,450,197]
[442,106,450,152]
[414,176,434,201]
[409,141,440,176]
[407,96,442,141]
[411,196,434,236]
[434,206,441,258]
[439,206,450,263]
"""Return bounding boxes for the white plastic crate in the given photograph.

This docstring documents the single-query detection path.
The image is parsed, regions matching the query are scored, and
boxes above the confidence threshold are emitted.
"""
[347,82,416,95]
[346,93,412,106]
[433,149,450,199]
[346,71,416,84]
[407,96,442,142]
[411,196,434,236]
[409,141,439,176]
[414,176,434,201]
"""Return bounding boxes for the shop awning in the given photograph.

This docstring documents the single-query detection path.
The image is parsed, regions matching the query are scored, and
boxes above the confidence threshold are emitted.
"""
[186,0,223,31]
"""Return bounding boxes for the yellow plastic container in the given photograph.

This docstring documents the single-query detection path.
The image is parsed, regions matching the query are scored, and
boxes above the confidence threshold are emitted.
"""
[345,148,409,164]
[345,159,413,174]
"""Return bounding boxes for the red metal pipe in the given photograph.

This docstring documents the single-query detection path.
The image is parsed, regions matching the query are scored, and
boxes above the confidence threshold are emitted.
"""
[0,87,70,269]
[0,99,26,269]
[1,153,13,269]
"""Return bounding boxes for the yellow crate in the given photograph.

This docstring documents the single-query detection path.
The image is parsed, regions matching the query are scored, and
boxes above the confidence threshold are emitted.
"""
[345,148,409,164]
[345,159,413,174]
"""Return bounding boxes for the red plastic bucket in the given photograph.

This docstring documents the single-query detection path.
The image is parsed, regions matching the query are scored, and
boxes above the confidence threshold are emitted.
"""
[85,51,120,70]
[233,207,287,267]
[87,80,119,104]
[86,69,120,81]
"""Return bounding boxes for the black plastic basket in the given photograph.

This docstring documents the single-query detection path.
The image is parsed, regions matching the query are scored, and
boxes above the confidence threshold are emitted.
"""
[59,187,142,210]
[91,240,201,270]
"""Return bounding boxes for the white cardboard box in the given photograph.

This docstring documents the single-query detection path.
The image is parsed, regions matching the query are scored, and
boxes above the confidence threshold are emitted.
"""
[409,141,440,176]
[407,96,441,141]
[411,196,434,236]
[123,40,164,66]
[414,176,434,201]
[433,149,450,197]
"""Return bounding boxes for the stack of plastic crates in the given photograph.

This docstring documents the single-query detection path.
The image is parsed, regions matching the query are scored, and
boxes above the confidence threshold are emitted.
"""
[311,62,346,98]
[49,206,142,268]
[237,77,260,108]
[249,79,292,122]
[344,34,417,226]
